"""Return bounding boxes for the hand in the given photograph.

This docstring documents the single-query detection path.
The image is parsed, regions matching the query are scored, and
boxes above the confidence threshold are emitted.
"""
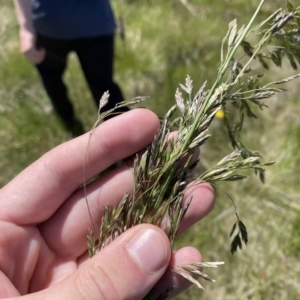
[19,28,45,64]
[0,109,215,299]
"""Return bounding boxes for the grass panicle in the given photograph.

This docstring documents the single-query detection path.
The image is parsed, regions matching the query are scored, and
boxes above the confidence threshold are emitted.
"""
[85,1,300,296]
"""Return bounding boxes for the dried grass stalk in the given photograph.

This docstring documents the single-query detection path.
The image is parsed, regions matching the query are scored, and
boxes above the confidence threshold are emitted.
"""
[84,1,300,298]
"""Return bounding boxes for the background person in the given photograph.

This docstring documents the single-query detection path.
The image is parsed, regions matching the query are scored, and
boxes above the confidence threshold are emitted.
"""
[13,0,129,136]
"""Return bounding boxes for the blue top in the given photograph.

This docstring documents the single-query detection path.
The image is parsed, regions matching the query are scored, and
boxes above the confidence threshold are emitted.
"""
[31,0,116,39]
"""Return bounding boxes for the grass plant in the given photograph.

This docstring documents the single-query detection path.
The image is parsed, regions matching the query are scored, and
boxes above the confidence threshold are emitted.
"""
[1,0,300,299]
[85,2,300,298]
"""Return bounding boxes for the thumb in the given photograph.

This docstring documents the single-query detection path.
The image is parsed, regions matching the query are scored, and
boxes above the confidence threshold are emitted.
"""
[34,225,170,300]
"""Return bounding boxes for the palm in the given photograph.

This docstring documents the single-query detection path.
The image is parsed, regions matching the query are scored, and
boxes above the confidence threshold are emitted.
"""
[0,223,77,293]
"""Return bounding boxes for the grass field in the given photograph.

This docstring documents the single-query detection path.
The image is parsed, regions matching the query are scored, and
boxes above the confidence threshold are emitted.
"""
[1,0,300,299]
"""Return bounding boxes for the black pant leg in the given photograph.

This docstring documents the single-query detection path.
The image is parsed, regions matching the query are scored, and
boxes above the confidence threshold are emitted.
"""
[35,34,75,124]
[75,35,128,114]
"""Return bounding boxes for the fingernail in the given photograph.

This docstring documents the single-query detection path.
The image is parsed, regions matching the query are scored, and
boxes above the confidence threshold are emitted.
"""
[126,229,168,274]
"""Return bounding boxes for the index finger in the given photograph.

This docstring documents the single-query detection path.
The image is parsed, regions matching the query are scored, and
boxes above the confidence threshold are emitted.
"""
[0,109,160,225]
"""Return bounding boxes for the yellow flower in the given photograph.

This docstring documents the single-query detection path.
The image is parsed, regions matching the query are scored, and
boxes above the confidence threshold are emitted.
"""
[216,109,225,119]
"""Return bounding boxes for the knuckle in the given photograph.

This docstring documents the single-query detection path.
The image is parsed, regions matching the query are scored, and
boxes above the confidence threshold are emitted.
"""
[75,262,121,300]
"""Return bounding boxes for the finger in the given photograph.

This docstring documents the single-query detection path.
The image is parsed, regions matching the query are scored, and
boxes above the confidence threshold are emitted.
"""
[40,169,214,258]
[39,166,213,259]
[77,242,206,298]
[154,246,204,298]
[39,163,135,257]
[25,48,46,64]
[177,182,215,235]
[0,271,21,298]
[0,109,160,225]
[25,225,171,300]
[32,48,46,64]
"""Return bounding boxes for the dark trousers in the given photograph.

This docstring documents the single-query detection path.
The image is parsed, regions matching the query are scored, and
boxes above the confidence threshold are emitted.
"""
[35,34,125,125]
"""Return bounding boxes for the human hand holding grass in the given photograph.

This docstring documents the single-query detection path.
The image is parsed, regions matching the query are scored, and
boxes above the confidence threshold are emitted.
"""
[0,109,215,299]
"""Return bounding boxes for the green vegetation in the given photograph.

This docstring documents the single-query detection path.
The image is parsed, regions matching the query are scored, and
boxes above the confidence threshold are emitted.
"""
[0,0,299,299]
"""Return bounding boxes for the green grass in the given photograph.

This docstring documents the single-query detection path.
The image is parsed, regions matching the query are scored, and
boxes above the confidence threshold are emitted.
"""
[1,0,300,299]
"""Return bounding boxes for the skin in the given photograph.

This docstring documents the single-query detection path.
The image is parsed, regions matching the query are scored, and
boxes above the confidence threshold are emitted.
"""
[0,109,215,299]
[19,28,45,64]
[13,0,46,64]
